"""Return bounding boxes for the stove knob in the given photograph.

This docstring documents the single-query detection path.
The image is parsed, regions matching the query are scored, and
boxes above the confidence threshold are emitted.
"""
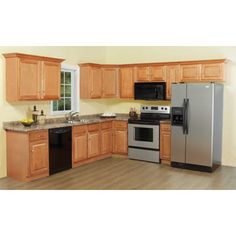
[146,107,148,109]
[165,108,167,110]
[161,107,164,110]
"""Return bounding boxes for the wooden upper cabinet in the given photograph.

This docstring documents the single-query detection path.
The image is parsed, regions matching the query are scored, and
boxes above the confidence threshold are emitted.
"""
[90,67,102,98]
[18,58,41,100]
[150,66,166,82]
[120,67,134,98]
[180,64,201,82]
[102,67,119,98]
[135,66,149,82]
[201,63,224,82]
[166,65,180,100]
[42,61,61,100]
[3,53,64,102]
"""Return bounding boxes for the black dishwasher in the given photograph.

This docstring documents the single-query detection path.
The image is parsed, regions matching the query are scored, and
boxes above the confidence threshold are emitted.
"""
[49,127,72,175]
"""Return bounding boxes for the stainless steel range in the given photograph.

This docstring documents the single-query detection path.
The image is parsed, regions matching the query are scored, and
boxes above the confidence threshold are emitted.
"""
[128,105,170,163]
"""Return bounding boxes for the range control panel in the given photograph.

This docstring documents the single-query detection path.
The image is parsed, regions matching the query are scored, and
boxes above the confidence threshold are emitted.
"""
[141,105,170,114]
[171,107,184,126]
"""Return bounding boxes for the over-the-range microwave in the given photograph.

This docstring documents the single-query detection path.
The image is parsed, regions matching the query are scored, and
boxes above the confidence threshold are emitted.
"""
[134,82,166,100]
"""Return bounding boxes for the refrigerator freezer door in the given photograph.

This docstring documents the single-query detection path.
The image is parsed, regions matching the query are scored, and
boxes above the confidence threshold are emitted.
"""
[185,83,213,167]
[171,84,187,163]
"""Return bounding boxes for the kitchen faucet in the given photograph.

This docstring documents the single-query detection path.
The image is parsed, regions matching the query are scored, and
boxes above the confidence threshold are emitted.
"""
[67,111,79,123]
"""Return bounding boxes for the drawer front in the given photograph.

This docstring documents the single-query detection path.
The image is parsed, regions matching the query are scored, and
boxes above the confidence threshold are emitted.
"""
[161,123,171,132]
[29,130,48,141]
[101,121,112,130]
[113,121,128,129]
[73,125,87,134]
[88,123,101,132]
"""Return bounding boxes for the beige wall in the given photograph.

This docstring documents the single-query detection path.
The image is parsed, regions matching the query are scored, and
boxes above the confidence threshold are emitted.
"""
[106,46,236,167]
[1,46,236,178]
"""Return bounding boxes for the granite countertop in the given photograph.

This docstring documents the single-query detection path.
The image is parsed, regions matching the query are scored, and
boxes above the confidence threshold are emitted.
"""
[3,114,129,133]
[160,120,171,124]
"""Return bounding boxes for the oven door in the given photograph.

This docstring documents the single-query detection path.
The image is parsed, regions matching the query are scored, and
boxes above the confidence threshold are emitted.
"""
[128,123,159,150]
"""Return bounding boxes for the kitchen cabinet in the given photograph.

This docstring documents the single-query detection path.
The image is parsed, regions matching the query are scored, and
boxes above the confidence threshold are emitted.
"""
[135,65,166,82]
[166,65,180,100]
[180,64,201,82]
[101,122,112,155]
[88,124,101,158]
[72,125,88,167]
[160,123,171,165]
[3,53,64,102]
[120,67,134,98]
[201,63,224,82]
[113,121,128,155]
[102,67,119,98]
[6,130,49,182]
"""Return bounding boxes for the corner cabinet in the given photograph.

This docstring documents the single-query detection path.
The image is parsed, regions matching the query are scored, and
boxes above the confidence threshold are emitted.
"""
[3,53,64,102]
[6,130,49,182]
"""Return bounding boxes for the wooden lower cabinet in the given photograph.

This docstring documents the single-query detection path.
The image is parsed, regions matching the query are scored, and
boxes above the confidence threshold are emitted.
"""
[88,130,101,158]
[112,121,128,155]
[72,125,88,167]
[6,130,49,182]
[160,123,171,165]
[101,122,112,155]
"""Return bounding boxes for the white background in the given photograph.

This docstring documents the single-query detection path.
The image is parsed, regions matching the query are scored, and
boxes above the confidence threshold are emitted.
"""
[0,1,236,236]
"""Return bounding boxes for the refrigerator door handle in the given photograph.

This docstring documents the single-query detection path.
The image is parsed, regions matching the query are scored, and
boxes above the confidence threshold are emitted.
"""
[185,98,189,134]
[183,98,187,134]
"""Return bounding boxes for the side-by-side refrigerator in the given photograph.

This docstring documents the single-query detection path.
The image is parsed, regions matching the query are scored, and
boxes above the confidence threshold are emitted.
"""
[171,83,224,172]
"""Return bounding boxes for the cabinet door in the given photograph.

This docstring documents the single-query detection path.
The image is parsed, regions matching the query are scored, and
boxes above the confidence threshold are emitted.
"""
[180,64,201,82]
[42,61,61,100]
[113,129,128,154]
[19,59,41,100]
[135,67,149,82]
[102,68,118,98]
[150,66,166,82]
[120,67,134,98]
[88,131,100,158]
[90,67,102,98]
[201,63,224,82]
[73,132,88,163]
[29,140,49,177]
[160,124,171,161]
[166,65,180,100]
[101,129,112,155]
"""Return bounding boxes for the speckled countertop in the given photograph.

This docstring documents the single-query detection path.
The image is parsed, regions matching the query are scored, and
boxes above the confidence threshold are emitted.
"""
[3,114,129,133]
[160,120,171,124]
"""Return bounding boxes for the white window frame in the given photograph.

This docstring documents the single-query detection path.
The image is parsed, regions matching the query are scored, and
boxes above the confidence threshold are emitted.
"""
[51,64,80,115]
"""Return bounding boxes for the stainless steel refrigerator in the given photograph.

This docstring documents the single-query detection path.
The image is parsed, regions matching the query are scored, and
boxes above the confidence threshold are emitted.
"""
[171,83,224,172]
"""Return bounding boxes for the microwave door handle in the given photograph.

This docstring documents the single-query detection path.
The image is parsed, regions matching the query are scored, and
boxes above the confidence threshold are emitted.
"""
[155,87,158,99]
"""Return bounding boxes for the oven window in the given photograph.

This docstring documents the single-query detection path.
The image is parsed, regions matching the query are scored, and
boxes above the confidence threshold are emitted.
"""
[134,127,153,142]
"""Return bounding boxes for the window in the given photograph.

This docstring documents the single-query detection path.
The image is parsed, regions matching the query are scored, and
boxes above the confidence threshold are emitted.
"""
[51,65,79,115]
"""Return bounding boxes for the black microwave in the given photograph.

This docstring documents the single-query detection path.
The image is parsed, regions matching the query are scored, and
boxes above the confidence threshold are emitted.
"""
[134,82,166,100]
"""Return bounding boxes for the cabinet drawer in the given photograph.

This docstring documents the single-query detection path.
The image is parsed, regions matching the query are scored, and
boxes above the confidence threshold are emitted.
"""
[101,121,112,130]
[73,125,87,134]
[29,130,48,141]
[113,121,127,129]
[160,123,171,132]
[88,123,101,132]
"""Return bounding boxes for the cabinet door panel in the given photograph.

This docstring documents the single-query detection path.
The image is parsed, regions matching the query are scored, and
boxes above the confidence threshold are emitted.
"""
[150,66,166,82]
[180,64,201,82]
[42,61,61,100]
[19,59,41,100]
[101,129,112,155]
[120,67,134,98]
[102,68,118,98]
[166,65,180,100]
[73,133,88,163]
[88,131,100,158]
[135,67,149,82]
[29,140,48,176]
[90,68,102,98]
[113,129,128,154]
[160,131,171,160]
[201,63,224,81]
